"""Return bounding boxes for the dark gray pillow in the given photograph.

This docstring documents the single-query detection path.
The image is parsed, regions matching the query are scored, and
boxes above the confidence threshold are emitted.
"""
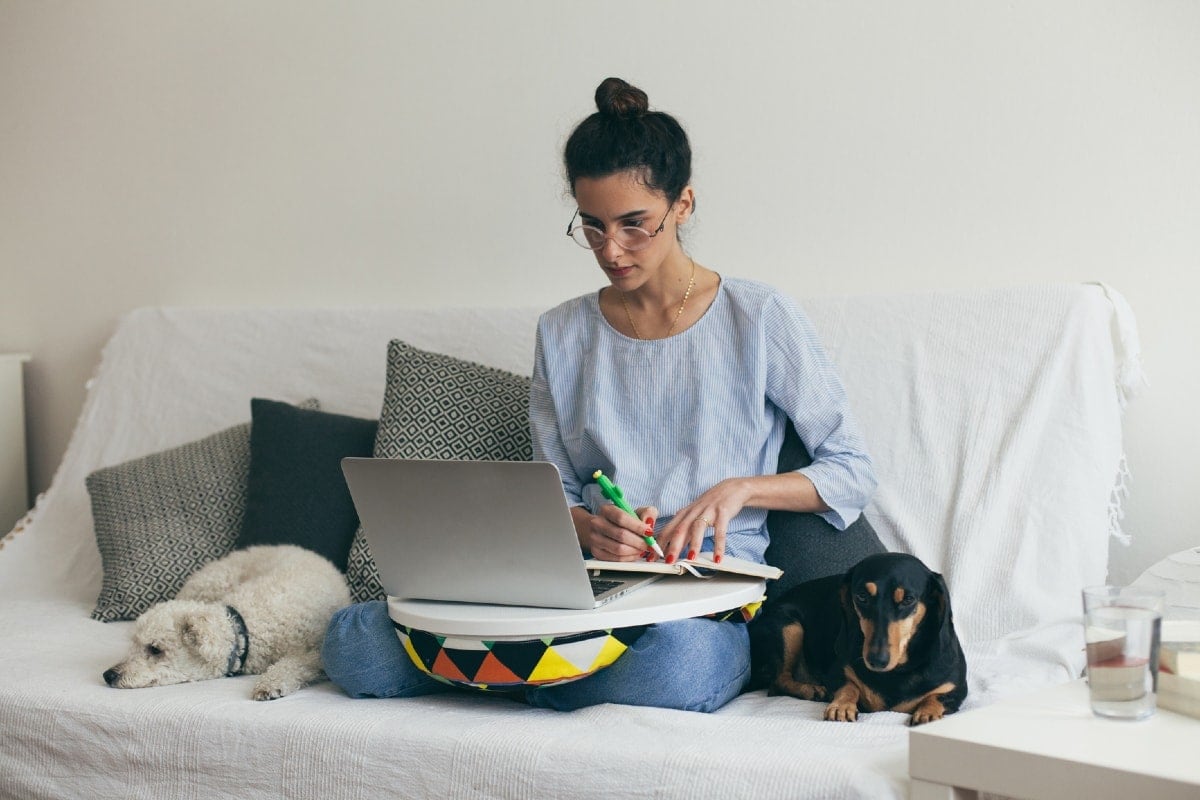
[86,399,318,622]
[764,420,887,602]
[346,341,533,603]
[235,398,377,571]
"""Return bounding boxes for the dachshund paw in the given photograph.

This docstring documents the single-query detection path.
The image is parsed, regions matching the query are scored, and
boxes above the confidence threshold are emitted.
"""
[909,707,945,726]
[769,680,827,701]
[824,701,858,722]
[800,683,828,701]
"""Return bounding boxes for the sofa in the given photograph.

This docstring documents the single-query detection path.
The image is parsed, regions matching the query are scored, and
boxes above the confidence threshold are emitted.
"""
[0,283,1141,800]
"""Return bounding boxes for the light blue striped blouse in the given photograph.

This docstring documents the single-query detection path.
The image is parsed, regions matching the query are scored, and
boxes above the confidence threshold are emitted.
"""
[529,276,876,565]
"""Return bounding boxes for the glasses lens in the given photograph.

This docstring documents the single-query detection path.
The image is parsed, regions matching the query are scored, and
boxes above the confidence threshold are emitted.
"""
[615,227,652,251]
[569,225,606,250]
[567,224,653,251]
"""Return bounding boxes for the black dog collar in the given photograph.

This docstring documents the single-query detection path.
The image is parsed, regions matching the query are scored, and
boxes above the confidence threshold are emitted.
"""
[225,605,250,677]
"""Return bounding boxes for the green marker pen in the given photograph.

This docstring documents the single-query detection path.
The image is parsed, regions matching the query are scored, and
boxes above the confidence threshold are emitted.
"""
[592,469,665,559]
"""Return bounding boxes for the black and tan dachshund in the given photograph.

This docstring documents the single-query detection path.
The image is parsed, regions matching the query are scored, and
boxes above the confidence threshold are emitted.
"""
[749,552,967,725]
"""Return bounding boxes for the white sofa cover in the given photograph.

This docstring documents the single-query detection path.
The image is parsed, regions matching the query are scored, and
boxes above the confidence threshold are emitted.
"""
[0,283,1141,799]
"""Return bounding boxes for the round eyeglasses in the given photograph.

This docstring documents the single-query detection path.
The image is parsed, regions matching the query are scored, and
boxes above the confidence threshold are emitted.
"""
[565,207,671,251]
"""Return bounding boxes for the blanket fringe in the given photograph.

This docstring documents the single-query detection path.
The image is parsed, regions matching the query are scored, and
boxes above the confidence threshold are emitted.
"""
[0,492,46,551]
[1108,452,1132,545]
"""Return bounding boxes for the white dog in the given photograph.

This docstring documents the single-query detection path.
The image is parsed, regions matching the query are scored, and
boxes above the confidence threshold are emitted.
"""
[103,544,351,700]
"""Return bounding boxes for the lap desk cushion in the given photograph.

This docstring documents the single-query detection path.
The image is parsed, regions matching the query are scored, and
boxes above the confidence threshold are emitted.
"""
[0,285,1143,800]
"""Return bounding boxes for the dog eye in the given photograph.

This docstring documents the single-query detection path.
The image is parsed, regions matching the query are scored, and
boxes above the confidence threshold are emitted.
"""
[146,644,163,657]
[899,595,916,606]
[854,592,870,603]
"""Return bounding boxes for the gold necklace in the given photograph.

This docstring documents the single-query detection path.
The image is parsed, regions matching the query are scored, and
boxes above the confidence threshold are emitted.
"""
[620,257,697,340]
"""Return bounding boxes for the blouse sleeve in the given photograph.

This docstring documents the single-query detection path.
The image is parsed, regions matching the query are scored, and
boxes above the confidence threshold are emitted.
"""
[763,293,877,529]
[529,323,586,508]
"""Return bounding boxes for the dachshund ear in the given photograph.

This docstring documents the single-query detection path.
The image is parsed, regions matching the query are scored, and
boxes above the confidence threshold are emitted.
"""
[930,572,954,633]
[839,570,860,630]
[834,576,860,658]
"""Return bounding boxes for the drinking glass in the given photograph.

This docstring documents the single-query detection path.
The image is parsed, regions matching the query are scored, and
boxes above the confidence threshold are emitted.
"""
[1082,585,1165,720]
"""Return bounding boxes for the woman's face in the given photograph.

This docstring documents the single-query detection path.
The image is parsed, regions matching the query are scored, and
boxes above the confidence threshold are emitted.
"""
[572,171,691,290]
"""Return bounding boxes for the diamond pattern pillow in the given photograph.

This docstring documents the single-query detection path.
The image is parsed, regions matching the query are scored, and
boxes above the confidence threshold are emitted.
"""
[345,341,532,603]
[87,399,318,622]
[87,424,251,622]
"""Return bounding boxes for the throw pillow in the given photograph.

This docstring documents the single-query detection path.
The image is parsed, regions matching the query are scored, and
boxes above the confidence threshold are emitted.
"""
[346,340,533,603]
[87,399,318,622]
[88,424,251,622]
[764,420,888,603]
[235,398,377,571]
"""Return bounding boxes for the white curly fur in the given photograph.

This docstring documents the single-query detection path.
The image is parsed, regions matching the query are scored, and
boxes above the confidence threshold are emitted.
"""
[103,545,351,701]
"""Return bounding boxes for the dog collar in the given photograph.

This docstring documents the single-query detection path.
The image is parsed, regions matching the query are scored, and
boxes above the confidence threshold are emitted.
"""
[225,605,250,677]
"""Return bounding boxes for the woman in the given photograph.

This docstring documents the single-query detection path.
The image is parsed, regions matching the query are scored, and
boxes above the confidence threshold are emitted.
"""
[540,78,875,572]
[322,78,876,713]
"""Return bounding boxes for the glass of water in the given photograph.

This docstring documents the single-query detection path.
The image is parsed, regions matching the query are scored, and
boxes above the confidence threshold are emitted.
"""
[1082,585,1165,720]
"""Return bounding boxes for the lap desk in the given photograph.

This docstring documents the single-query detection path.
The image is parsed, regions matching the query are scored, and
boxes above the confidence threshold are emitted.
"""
[389,574,766,638]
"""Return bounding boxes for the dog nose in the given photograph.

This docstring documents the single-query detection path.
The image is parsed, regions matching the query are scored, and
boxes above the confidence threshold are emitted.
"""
[103,668,120,686]
[866,651,891,670]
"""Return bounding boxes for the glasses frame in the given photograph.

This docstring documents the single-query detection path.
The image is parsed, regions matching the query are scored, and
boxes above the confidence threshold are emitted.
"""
[565,206,672,252]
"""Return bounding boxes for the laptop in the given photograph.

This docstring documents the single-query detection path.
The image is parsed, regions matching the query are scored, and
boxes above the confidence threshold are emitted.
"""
[341,458,664,609]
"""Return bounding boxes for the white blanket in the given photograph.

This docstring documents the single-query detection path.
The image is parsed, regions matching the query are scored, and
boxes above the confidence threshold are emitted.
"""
[0,284,1141,799]
[0,599,1074,800]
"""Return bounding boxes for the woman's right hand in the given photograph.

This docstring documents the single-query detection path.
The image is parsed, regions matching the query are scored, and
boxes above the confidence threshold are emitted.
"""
[572,504,659,562]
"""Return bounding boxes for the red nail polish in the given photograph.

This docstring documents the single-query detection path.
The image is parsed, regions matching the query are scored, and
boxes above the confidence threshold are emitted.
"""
[715,554,723,564]
[646,517,655,528]
[687,549,697,560]
[665,553,676,564]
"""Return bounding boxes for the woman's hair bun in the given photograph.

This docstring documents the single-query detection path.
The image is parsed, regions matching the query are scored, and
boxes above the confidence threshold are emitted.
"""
[595,77,649,118]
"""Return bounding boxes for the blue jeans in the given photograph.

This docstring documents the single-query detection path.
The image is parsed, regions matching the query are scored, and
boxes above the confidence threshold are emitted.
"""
[322,601,750,713]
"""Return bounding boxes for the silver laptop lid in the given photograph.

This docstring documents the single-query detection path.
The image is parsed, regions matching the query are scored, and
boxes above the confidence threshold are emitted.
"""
[341,458,600,609]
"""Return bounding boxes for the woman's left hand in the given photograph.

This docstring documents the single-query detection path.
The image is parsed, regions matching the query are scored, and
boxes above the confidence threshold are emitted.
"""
[656,477,751,565]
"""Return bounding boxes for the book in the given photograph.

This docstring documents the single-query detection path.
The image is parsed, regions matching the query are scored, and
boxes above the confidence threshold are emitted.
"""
[1157,671,1200,720]
[1159,640,1200,678]
[1155,619,1200,720]
[584,552,783,581]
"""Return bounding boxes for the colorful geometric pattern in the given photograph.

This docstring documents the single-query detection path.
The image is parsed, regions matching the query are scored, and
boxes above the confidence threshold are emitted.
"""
[709,599,764,624]
[394,623,648,690]
[395,600,764,692]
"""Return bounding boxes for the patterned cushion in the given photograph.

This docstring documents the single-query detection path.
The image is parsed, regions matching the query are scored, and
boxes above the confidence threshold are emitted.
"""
[87,424,251,622]
[345,341,532,603]
[394,604,763,691]
[395,624,648,690]
[87,399,318,622]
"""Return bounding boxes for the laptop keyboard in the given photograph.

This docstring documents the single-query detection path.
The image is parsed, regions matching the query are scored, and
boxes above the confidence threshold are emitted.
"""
[589,577,623,597]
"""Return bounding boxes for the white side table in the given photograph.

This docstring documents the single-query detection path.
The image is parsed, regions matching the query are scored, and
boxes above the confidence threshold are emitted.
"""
[909,678,1200,799]
[0,354,31,531]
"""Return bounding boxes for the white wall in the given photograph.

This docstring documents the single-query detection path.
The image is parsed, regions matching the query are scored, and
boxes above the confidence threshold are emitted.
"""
[1,1,1197,583]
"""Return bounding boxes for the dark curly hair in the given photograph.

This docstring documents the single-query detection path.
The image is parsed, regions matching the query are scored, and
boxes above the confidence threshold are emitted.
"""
[564,77,692,204]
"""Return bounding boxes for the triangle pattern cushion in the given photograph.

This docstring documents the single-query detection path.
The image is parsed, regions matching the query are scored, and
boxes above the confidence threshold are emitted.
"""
[394,623,649,690]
